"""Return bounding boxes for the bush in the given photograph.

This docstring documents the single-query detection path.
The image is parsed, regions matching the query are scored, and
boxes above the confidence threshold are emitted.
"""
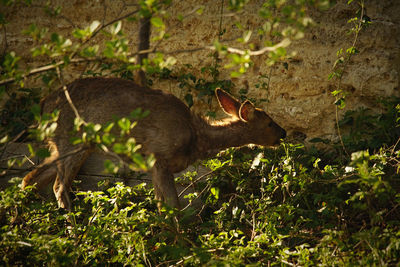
[1,0,399,265]
[1,102,399,265]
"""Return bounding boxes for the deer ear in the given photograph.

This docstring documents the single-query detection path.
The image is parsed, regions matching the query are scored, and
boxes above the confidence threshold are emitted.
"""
[239,100,255,122]
[216,88,241,118]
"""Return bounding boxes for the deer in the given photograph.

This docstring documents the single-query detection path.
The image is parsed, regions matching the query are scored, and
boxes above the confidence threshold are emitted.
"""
[22,77,286,210]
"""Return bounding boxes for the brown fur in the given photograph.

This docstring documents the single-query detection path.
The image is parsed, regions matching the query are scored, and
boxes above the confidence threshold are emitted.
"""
[22,77,286,209]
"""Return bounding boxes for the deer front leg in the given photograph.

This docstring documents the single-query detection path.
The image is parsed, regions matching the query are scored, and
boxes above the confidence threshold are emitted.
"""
[52,147,92,209]
[151,160,180,209]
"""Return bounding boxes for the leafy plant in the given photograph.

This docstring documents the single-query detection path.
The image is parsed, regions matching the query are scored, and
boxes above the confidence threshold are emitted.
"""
[1,123,399,265]
[1,0,399,266]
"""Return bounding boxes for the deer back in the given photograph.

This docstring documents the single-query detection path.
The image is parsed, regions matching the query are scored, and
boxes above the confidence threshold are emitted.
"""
[43,77,286,173]
[44,78,196,168]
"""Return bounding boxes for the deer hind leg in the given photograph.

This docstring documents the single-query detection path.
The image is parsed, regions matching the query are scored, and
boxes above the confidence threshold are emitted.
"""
[151,160,180,209]
[22,141,59,190]
[52,146,92,209]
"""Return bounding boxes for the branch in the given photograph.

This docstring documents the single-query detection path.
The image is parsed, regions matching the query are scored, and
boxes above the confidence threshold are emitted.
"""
[0,58,87,86]
[0,38,288,86]
[56,66,88,127]
[178,169,215,198]
[0,48,152,86]
[208,38,291,56]
[0,7,140,86]
[159,38,291,56]
[0,146,87,177]
[135,15,151,86]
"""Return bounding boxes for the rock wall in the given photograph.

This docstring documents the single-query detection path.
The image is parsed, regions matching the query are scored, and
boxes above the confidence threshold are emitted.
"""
[1,0,399,142]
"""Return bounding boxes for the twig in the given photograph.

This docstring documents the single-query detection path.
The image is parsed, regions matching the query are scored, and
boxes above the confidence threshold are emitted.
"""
[63,84,86,126]
[0,6,139,86]
[162,38,290,56]
[183,183,211,212]
[0,2,288,88]
[0,38,286,86]
[30,4,77,28]
[172,248,224,266]
[0,58,87,86]
[0,154,35,166]
[334,0,365,157]
[145,5,204,60]
[73,203,103,266]
[0,129,28,161]
[391,137,400,156]
[178,169,214,198]
[56,65,88,128]
[0,146,87,178]
[56,67,147,173]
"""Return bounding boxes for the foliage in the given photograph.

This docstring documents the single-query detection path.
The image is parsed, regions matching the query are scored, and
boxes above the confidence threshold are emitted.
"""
[1,0,399,266]
[329,0,371,110]
[338,97,400,152]
[1,111,399,265]
[1,93,399,266]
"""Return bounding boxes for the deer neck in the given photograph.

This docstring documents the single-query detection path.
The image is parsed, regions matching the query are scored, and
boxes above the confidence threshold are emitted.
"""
[193,115,251,159]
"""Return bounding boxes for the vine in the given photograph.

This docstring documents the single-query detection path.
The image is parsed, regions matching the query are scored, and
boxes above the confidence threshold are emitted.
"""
[328,0,370,156]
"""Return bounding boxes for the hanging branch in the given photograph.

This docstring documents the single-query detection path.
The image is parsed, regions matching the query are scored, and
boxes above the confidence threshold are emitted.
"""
[0,2,289,87]
[0,39,289,86]
[135,15,151,86]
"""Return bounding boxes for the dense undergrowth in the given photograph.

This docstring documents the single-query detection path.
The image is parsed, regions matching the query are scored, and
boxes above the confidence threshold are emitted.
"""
[1,99,399,266]
[1,0,399,265]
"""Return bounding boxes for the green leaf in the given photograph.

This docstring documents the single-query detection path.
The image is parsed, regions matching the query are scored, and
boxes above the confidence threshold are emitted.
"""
[101,133,115,145]
[334,98,346,109]
[50,33,60,44]
[131,153,147,170]
[118,118,131,132]
[113,143,125,154]
[81,45,99,57]
[104,159,119,174]
[26,143,35,156]
[37,148,50,158]
[196,6,204,15]
[72,29,86,39]
[331,90,342,97]
[0,13,6,24]
[30,104,41,118]
[184,93,193,108]
[210,187,219,200]
[230,71,241,78]
[70,137,83,145]
[243,30,252,43]
[150,17,164,28]
[103,122,115,133]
